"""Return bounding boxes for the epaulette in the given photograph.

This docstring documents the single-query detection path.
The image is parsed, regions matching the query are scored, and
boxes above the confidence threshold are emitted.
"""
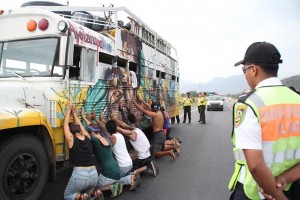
[237,89,256,103]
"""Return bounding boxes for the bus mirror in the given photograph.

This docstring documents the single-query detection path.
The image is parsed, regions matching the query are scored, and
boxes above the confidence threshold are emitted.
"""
[59,36,74,66]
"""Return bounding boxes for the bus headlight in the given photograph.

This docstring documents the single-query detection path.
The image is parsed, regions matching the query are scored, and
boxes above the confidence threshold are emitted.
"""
[57,20,68,32]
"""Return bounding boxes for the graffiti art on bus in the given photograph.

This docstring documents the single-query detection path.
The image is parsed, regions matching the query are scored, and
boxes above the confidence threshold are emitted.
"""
[119,30,139,62]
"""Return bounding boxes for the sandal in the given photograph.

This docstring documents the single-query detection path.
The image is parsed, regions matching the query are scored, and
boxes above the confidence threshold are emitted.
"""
[135,172,142,187]
[111,182,123,197]
[79,193,88,200]
[91,189,104,200]
[130,173,137,191]
[175,137,182,143]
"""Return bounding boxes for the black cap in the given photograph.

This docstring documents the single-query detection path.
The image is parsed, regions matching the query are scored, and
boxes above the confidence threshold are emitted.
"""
[151,102,160,111]
[234,42,283,66]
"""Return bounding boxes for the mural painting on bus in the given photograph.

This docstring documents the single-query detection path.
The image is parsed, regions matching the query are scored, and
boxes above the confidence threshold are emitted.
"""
[139,45,176,117]
[50,82,88,126]
[119,30,139,62]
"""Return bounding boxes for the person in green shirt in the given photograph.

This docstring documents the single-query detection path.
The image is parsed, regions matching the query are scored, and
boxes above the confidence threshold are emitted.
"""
[89,125,123,198]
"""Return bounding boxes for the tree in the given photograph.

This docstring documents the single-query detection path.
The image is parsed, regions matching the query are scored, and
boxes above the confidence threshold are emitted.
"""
[188,90,198,97]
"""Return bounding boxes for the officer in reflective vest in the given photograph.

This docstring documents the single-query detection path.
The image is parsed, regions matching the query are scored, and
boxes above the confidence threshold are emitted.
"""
[182,92,193,124]
[228,42,300,200]
[197,92,208,124]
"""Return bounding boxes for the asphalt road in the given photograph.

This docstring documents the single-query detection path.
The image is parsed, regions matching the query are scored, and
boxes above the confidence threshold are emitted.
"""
[42,100,236,200]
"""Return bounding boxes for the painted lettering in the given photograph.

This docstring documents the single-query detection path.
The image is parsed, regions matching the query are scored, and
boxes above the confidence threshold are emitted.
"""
[68,22,113,53]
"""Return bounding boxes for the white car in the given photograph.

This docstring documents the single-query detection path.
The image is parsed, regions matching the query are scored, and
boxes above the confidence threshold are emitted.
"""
[207,95,224,111]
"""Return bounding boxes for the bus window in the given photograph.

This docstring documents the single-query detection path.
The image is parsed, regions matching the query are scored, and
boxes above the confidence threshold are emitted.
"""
[81,49,96,82]
[69,46,81,80]
[172,75,176,81]
[156,70,160,78]
[161,72,166,79]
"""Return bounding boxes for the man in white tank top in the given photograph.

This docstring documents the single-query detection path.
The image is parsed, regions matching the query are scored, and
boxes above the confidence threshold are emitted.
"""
[106,120,140,191]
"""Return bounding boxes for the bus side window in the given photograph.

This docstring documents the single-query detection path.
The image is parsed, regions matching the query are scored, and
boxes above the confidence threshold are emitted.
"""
[81,48,95,82]
[69,46,81,80]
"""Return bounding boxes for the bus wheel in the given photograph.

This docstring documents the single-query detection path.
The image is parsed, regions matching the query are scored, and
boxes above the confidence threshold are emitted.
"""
[0,134,49,200]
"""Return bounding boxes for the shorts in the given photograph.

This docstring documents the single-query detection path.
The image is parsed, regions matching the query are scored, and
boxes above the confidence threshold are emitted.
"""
[152,130,166,154]
[132,156,153,171]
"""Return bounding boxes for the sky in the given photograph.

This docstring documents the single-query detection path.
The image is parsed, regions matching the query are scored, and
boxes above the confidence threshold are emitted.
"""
[1,0,300,83]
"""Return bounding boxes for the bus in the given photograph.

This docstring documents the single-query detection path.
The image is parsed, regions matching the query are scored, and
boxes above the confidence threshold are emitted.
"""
[0,3,179,200]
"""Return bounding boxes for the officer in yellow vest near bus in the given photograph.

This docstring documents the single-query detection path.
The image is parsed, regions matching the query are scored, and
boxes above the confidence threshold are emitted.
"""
[197,92,208,124]
[182,92,193,124]
[228,42,300,200]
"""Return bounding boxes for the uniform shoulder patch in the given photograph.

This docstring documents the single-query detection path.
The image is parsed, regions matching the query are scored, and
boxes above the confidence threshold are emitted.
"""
[234,103,248,127]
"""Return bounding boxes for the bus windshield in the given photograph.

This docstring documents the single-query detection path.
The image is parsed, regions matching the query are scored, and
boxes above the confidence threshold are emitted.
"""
[0,38,62,77]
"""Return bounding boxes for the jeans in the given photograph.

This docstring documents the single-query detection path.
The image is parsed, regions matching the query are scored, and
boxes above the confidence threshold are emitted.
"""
[64,167,98,200]
[96,173,118,187]
[120,165,132,185]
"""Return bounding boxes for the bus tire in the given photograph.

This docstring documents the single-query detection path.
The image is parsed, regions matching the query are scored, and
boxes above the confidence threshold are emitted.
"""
[0,134,49,200]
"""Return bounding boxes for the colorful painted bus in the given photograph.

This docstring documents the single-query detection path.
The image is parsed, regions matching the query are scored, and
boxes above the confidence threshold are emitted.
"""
[0,3,179,200]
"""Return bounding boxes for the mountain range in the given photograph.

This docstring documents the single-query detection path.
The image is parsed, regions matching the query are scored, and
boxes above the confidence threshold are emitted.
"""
[180,74,300,95]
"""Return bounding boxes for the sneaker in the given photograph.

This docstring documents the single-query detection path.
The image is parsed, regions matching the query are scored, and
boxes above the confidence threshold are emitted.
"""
[147,160,159,177]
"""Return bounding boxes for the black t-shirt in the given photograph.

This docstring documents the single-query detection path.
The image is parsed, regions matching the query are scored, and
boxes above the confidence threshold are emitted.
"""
[69,136,94,167]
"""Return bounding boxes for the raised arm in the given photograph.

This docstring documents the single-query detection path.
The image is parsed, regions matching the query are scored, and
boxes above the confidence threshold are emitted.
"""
[91,111,106,129]
[118,103,131,126]
[72,105,90,139]
[100,111,107,124]
[111,113,133,130]
[138,95,151,110]
[63,102,74,148]
[132,96,156,117]
[80,107,91,126]
[116,126,137,141]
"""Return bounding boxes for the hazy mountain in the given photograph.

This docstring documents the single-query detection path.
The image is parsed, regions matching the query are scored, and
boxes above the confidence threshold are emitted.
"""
[281,75,300,91]
[180,74,248,95]
[180,75,300,95]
